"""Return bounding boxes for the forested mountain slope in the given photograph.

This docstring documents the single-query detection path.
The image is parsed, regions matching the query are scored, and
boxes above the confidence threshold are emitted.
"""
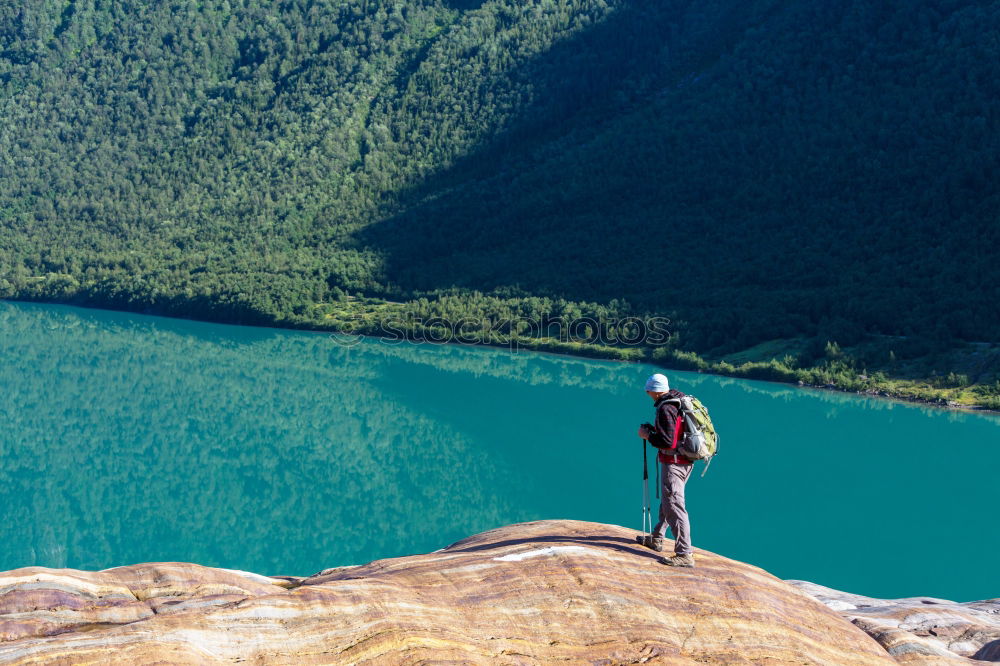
[1,0,998,401]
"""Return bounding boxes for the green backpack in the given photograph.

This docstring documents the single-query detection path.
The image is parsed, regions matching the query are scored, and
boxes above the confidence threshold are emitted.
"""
[666,395,719,475]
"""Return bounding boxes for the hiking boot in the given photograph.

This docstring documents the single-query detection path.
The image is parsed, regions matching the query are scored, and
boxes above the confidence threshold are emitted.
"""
[659,553,695,568]
[635,534,666,552]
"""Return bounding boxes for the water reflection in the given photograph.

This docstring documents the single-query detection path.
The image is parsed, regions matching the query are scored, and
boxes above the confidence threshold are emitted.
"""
[1,302,519,574]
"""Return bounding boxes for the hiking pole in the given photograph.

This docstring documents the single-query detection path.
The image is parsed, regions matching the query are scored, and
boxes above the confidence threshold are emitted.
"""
[642,439,652,539]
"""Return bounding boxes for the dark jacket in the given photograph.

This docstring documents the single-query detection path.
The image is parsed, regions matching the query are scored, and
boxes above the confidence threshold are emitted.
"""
[648,389,691,465]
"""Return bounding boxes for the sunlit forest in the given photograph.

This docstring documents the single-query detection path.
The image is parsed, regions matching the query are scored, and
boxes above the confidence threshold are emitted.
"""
[1,0,998,404]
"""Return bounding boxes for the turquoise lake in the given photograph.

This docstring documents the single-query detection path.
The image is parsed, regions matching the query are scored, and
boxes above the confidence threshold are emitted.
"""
[1,300,997,601]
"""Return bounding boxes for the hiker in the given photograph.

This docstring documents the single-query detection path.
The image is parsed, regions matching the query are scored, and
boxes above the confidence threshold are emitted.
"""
[636,373,696,568]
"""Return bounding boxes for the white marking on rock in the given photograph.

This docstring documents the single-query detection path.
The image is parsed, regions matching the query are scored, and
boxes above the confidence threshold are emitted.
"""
[493,546,595,562]
[215,567,285,586]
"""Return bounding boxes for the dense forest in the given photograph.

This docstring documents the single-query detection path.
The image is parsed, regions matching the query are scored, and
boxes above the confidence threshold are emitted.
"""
[1,0,998,405]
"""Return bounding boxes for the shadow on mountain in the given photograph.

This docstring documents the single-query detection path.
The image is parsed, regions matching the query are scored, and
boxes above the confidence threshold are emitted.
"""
[358,2,808,310]
[356,0,1000,349]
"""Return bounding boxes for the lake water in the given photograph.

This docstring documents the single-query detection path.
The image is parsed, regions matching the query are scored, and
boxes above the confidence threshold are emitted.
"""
[1,300,997,601]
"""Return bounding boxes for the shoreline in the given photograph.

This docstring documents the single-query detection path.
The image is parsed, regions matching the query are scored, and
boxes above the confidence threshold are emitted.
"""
[792,381,1000,415]
[4,296,998,416]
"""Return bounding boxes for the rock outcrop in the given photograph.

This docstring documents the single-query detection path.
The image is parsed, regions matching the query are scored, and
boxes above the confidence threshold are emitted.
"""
[0,520,986,664]
[790,580,1000,664]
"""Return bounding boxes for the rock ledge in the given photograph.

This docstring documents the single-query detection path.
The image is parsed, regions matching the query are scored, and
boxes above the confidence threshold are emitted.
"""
[0,520,989,664]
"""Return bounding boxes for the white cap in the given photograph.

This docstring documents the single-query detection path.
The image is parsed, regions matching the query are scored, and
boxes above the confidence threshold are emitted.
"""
[644,373,670,393]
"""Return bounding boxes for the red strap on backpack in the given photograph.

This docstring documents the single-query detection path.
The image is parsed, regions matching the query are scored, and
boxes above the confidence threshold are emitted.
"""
[657,397,691,465]
[659,410,689,465]
[670,413,684,450]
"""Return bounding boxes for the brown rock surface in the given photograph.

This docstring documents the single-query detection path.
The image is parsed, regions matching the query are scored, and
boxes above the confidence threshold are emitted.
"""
[789,581,1000,665]
[0,520,929,664]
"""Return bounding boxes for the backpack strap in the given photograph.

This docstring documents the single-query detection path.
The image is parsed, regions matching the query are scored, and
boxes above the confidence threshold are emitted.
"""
[657,398,686,457]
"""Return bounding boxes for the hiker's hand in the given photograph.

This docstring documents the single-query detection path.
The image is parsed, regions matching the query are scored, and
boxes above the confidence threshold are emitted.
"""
[638,424,651,440]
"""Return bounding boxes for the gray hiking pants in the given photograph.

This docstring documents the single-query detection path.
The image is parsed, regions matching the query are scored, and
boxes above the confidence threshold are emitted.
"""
[653,462,693,555]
